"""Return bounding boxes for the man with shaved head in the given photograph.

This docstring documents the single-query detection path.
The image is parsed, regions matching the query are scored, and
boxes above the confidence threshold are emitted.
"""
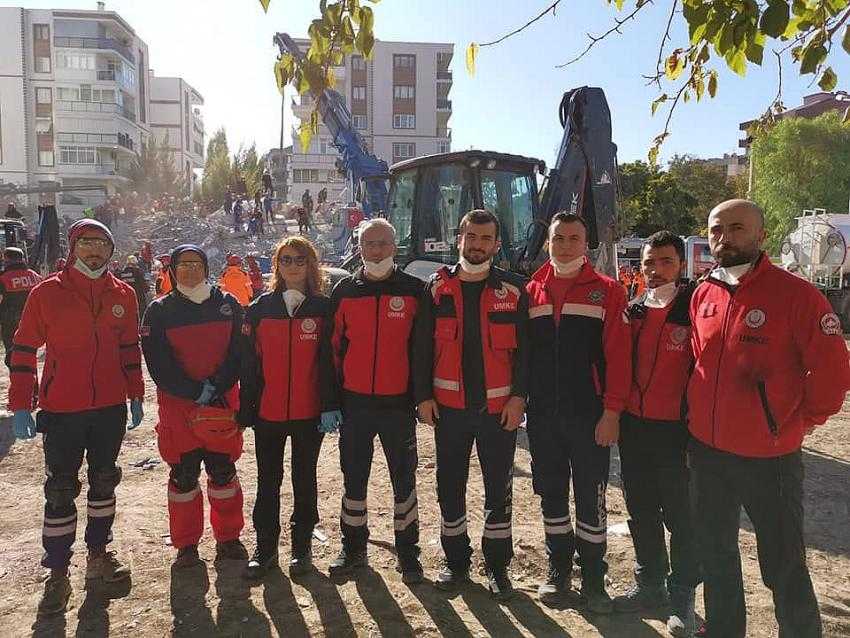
[687,199,850,637]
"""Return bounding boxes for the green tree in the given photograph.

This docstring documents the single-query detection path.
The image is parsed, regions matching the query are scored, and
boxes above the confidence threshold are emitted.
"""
[234,144,265,197]
[752,111,850,251]
[200,127,233,204]
[122,137,184,198]
[619,163,700,237]
[667,154,739,231]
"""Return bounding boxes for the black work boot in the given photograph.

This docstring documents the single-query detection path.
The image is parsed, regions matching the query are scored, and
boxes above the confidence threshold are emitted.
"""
[613,577,669,612]
[244,542,279,580]
[289,537,313,577]
[667,585,696,637]
[538,562,571,604]
[396,553,423,585]
[581,577,614,614]
[38,569,72,616]
[486,564,515,603]
[328,547,366,577]
[434,561,470,591]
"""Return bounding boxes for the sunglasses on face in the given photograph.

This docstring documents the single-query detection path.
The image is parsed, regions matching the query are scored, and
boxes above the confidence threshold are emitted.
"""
[76,237,111,249]
[279,255,307,266]
[175,261,205,270]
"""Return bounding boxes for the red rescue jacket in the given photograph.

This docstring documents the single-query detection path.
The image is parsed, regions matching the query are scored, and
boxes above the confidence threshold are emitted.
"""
[8,268,144,412]
[688,254,850,457]
[0,264,42,325]
[239,290,335,423]
[626,283,694,422]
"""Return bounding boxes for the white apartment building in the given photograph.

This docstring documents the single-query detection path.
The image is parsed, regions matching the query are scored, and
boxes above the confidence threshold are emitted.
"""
[148,74,205,191]
[0,3,152,215]
[289,39,453,204]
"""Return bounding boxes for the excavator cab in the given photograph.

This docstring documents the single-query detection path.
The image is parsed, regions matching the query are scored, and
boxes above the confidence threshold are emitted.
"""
[386,150,546,278]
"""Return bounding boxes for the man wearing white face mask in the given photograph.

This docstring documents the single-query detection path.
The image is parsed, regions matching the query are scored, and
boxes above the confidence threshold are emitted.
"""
[613,231,699,636]
[327,218,426,583]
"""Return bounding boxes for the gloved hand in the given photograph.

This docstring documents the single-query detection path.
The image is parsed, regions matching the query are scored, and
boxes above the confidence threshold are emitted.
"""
[318,410,342,434]
[13,410,36,440]
[195,380,216,406]
[128,398,144,430]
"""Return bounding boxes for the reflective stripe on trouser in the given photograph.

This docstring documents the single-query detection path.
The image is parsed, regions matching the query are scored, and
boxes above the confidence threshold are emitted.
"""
[207,478,244,543]
[339,407,419,556]
[527,411,610,579]
[167,483,203,549]
[435,406,517,569]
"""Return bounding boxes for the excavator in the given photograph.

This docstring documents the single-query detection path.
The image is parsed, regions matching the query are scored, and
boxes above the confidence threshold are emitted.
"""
[274,32,619,279]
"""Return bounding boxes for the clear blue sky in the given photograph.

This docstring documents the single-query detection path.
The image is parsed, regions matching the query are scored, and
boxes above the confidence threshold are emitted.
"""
[18,0,850,166]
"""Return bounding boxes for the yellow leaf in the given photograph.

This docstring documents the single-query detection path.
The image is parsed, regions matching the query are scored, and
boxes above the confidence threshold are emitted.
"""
[614,0,624,9]
[258,0,271,13]
[665,54,685,80]
[326,66,336,89]
[298,121,313,153]
[466,42,479,77]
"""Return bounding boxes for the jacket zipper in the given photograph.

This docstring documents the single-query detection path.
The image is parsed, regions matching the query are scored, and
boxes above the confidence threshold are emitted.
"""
[371,293,380,394]
[756,380,779,445]
[286,317,293,421]
[711,295,734,446]
[90,287,98,406]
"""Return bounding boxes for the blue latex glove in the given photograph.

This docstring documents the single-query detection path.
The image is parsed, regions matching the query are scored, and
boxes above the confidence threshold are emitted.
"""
[129,398,144,430]
[319,410,342,434]
[195,380,216,406]
[13,410,36,440]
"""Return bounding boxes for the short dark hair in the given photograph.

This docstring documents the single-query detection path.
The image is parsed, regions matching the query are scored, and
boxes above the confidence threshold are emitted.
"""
[643,230,685,262]
[459,209,500,239]
[549,211,588,232]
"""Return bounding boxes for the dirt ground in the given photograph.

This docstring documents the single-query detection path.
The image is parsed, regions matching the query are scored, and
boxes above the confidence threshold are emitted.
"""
[0,362,849,637]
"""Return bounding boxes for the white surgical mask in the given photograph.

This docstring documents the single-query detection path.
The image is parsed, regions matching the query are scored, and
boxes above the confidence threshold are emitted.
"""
[711,263,752,286]
[550,255,585,278]
[459,256,491,274]
[176,281,212,304]
[283,289,306,316]
[363,256,394,279]
[72,258,107,279]
[644,281,677,308]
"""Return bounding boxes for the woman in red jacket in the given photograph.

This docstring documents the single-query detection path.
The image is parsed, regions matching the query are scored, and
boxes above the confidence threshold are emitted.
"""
[239,236,340,578]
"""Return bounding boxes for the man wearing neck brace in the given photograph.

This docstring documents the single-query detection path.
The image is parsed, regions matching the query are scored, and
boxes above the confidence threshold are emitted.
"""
[7,219,144,615]
[327,218,427,583]
[141,244,248,568]
[525,212,631,612]
[613,231,699,635]
[414,209,529,601]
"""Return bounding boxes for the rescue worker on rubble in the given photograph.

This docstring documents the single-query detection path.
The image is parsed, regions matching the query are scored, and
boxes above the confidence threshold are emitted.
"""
[116,255,149,315]
[415,209,529,601]
[524,212,630,612]
[239,236,337,578]
[0,247,41,367]
[8,219,144,615]
[220,254,254,307]
[141,244,248,567]
[688,200,850,638]
[612,231,699,636]
[245,255,264,300]
[327,217,425,583]
[155,255,173,297]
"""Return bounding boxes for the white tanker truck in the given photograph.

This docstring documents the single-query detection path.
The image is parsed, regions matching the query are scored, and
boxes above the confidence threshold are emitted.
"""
[780,208,850,329]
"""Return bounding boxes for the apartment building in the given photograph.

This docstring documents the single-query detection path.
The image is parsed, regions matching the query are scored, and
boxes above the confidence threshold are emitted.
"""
[148,74,205,191]
[0,3,151,215]
[289,39,453,204]
[262,146,291,200]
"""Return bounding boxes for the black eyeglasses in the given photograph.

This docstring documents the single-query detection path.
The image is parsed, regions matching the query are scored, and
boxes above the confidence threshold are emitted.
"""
[279,255,307,266]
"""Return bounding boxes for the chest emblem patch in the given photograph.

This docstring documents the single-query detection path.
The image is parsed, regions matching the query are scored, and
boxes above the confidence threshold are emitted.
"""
[820,312,841,336]
[219,304,233,317]
[494,287,508,299]
[301,318,317,333]
[112,304,125,318]
[744,308,766,329]
[670,326,689,345]
[389,296,405,312]
[588,289,605,304]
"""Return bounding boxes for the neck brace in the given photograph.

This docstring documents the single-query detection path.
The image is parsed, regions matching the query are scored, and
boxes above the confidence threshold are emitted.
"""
[459,256,491,275]
[72,259,107,279]
[550,255,585,278]
[283,288,306,315]
[363,256,394,279]
[644,281,678,308]
[711,262,753,286]
[176,281,212,304]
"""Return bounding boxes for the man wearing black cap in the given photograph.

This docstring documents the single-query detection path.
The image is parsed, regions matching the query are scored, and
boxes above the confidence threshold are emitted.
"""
[0,247,41,367]
[7,219,145,616]
[141,245,248,568]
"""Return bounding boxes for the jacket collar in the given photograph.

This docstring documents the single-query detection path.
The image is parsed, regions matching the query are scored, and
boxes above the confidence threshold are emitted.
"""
[531,258,599,287]
[445,262,503,289]
[57,265,119,293]
[705,252,770,292]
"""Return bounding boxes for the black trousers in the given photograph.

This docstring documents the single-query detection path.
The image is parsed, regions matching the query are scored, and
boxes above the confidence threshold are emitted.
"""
[435,406,517,570]
[38,405,127,569]
[252,420,324,551]
[338,406,419,558]
[526,410,610,583]
[689,439,822,638]
[619,414,699,589]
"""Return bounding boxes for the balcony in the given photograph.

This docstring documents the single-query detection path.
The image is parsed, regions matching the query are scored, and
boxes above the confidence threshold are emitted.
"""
[57,100,121,114]
[437,70,452,81]
[58,162,123,176]
[54,36,136,65]
[437,99,452,110]
[97,70,115,81]
[437,127,452,139]
[56,131,135,151]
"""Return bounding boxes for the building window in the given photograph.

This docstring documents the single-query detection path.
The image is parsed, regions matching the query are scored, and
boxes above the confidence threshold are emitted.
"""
[352,114,367,130]
[34,24,50,40]
[39,151,54,166]
[35,56,51,73]
[36,88,52,104]
[392,142,416,159]
[59,145,97,164]
[393,85,415,100]
[351,55,366,71]
[352,86,366,101]
[56,53,95,70]
[319,138,329,154]
[437,51,451,70]
[393,114,416,129]
[393,54,415,69]
[438,140,451,154]
[292,168,320,183]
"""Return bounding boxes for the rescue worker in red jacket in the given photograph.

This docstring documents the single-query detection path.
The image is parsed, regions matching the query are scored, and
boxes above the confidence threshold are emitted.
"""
[688,199,850,638]
[416,209,529,601]
[612,231,699,636]
[245,254,264,299]
[525,212,630,612]
[328,218,425,583]
[0,247,41,367]
[141,244,248,568]
[8,219,144,616]
[239,236,337,578]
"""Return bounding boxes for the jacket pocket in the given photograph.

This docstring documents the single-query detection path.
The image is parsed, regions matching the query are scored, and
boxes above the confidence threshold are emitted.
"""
[489,323,517,350]
[757,381,779,438]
